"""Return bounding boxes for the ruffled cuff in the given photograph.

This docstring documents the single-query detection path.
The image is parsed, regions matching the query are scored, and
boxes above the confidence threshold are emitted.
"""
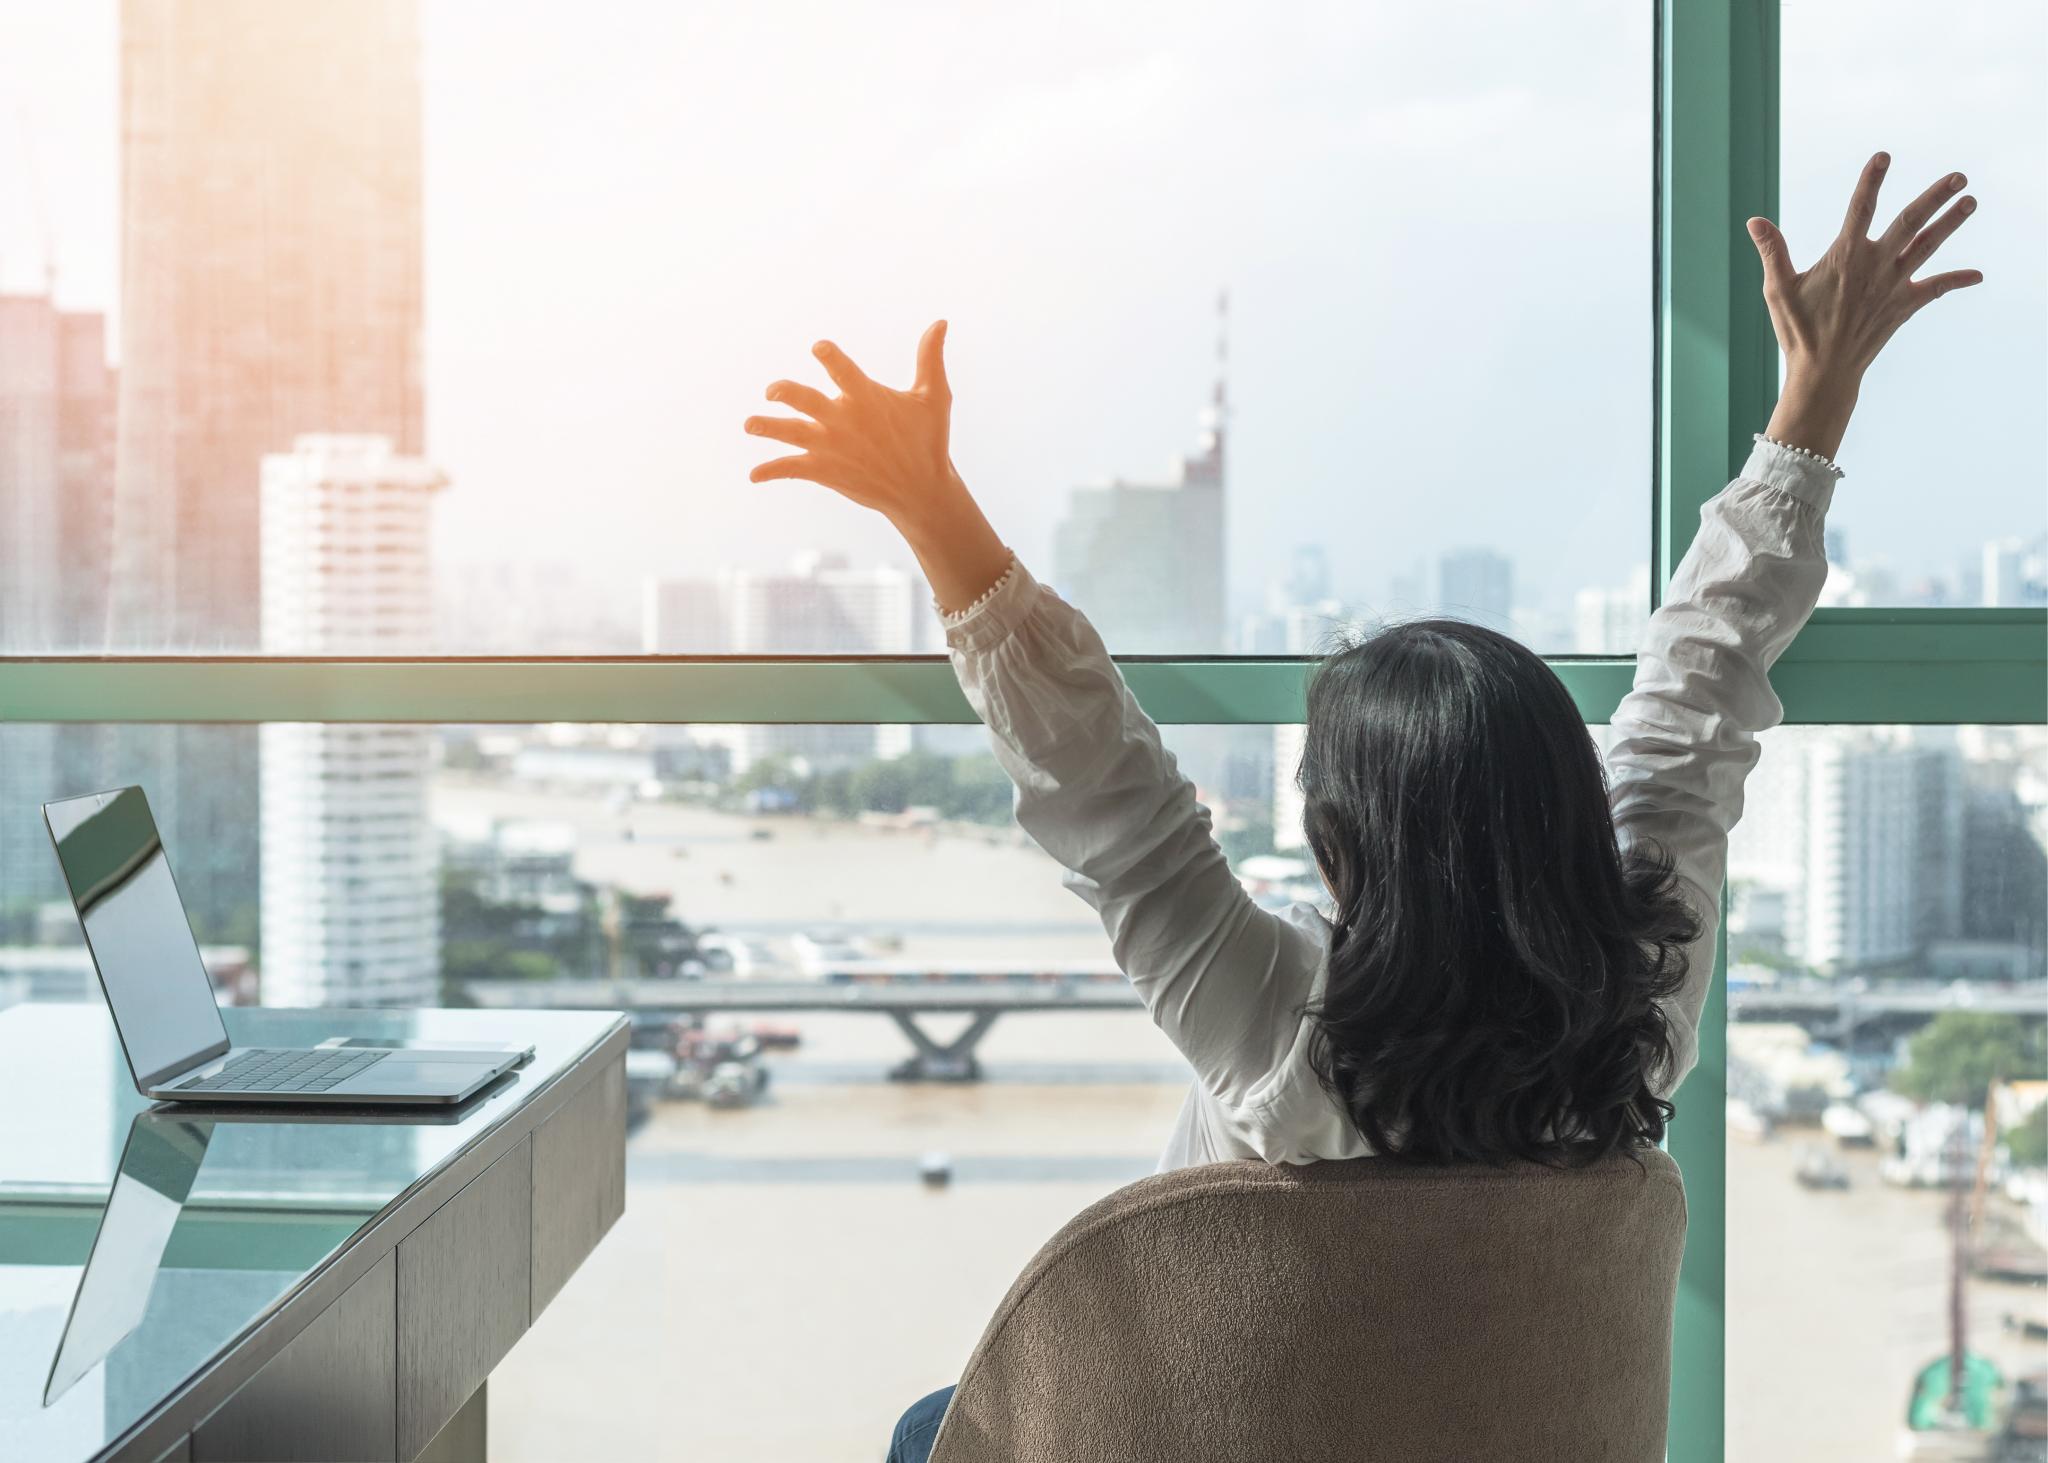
[1738,435,1840,514]
[938,552,1042,654]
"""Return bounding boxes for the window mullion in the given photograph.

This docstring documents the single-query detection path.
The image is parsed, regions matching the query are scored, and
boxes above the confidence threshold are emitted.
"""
[1659,4,1779,1461]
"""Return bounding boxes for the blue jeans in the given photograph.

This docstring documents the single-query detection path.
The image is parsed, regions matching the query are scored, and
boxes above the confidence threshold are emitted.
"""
[886,1385,956,1463]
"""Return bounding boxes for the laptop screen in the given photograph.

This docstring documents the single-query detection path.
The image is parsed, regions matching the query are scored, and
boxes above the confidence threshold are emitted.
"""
[45,788,231,1087]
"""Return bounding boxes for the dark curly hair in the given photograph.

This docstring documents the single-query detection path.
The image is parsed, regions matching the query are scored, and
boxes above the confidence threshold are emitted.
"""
[1295,618,1701,1167]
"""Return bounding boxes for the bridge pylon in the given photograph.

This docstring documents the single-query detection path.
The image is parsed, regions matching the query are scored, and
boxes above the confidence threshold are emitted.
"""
[886,1011,1001,1082]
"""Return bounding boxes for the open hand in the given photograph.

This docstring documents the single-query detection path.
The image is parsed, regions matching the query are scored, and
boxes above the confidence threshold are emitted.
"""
[1746,152,1982,459]
[1748,152,1982,377]
[744,321,1011,612]
[745,321,960,524]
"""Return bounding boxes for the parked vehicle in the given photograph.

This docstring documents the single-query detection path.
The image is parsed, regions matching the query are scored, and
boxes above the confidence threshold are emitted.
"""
[1795,1147,1850,1191]
[1822,1101,1876,1147]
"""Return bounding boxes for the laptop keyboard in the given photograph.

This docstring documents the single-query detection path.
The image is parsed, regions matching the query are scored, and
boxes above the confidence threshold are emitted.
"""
[175,1047,390,1094]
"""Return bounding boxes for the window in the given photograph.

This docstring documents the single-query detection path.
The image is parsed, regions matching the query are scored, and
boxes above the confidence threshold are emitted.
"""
[2,8,2044,1463]
[1779,0,2047,606]
[0,1,1650,657]
[1725,724,2048,1460]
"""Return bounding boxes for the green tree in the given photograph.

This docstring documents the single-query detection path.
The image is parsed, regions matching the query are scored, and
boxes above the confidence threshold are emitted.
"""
[1891,1012,2047,1107]
[2007,1107,2048,1169]
[945,755,1014,825]
[1727,944,1806,974]
[811,767,857,819]
[899,751,956,809]
[736,754,799,797]
[443,942,559,984]
[850,757,915,814]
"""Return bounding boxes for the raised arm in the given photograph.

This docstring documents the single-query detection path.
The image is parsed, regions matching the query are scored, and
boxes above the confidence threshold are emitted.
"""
[743,325,1320,1111]
[1612,153,1981,1083]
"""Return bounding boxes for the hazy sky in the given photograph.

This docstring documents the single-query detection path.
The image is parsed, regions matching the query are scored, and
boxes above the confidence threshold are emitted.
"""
[1,0,2040,635]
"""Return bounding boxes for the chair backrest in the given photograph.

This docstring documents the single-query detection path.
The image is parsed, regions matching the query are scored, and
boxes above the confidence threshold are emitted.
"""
[930,1148,1686,1463]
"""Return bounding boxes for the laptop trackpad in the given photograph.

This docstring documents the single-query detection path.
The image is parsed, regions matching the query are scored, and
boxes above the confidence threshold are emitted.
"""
[333,1060,487,1099]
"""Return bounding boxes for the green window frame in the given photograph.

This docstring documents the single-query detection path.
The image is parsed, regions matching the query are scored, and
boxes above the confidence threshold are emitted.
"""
[0,4,2040,1457]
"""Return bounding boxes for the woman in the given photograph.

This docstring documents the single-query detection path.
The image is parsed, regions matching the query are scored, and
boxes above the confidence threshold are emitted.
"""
[743,154,1980,1463]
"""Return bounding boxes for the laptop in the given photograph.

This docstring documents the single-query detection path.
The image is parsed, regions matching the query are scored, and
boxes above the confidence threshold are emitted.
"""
[44,786,522,1105]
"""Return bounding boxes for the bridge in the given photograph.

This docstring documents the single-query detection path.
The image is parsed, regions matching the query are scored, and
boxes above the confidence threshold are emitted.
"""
[460,972,2048,1079]
[461,974,1144,1081]
[1731,980,2047,1043]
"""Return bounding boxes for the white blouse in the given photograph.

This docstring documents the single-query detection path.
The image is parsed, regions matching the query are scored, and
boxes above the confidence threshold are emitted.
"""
[940,439,1837,1173]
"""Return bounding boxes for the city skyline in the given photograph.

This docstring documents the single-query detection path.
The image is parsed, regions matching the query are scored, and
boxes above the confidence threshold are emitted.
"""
[4,1,2038,643]
[0,0,2040,966]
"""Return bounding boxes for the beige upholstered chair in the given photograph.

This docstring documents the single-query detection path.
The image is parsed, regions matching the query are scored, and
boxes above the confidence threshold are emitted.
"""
[929,1148,1686,1463]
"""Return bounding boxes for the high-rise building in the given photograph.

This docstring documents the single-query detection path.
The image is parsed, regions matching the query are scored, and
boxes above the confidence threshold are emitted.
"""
[641,578,729,655]
[1983,535,2048,608]
[1272,724,1307,853]
[1956,736,2048,978]
[0,291,116,650]
[1740,730,1964,974]
[1727,728,1816,958]
[643,556,925,657]
[641,556,928,771]
[0,291,118,907]
[731,555,924,766]
[1051,298,1228,653]
[1727,728,1986,976]
[258,436,443,1007]
[111,0,425,648]
[729,554,924,656]
[0,722,64,915]
[1237,542,1358,656]
[109,0,426,939]
[1436,549,1514,635]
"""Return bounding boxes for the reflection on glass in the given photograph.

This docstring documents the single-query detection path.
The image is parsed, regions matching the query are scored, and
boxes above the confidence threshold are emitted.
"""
[44,787,229,1086]
[44,1116,211,1405]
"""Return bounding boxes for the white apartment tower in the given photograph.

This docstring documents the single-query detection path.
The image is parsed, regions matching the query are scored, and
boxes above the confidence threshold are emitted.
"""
[259,436,444,1006]
[1272,724,1307,852]
[641,555,927,771]
[1730,728,1964,974]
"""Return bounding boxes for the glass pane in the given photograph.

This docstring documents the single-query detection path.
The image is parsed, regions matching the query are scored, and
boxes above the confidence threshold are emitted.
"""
[0,718,1317,1454]
[0,0,1651,657]
[1780,1,2048,606]
[0,715,1663,1451]
[1726,725,2048,1460]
